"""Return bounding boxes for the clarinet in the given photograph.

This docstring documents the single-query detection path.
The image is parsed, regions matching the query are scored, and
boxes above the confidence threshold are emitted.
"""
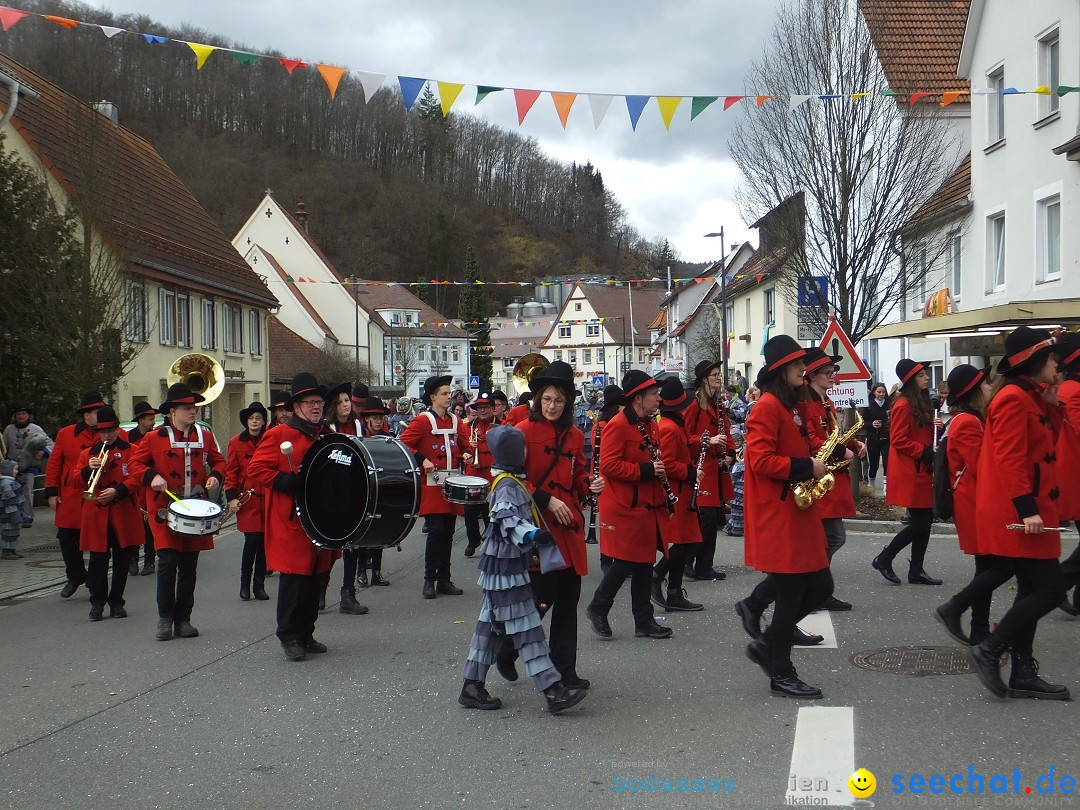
[636,418,677,518]
[585,423,602,543]
[688,430,709,513]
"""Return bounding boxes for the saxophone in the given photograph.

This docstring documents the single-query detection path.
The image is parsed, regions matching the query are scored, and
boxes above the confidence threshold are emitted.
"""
[793,410,864,510]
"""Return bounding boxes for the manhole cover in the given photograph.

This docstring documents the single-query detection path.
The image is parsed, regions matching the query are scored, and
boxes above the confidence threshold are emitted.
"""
[850,646,973,676]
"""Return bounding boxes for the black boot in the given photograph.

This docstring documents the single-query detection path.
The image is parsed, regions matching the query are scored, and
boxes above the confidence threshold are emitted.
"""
[745,638,772,677]
[968,623,990,647]
[357,568,369,588]
[339,588,370,615]
[370,570,390,586]
[908,566,942,585]
[650,576,667,609]
[634,619,673,639]
[318,572,328,611]
[770,667,823,699]
[1008,653,1070,700]
[969,632,1009,698]
[240,580,251,601]
[872,549,901,585]
[665,588,703,612]
[252,580,269,600]
[793,626,824,646]
[542,681,588,714]
[933,601,970,645]
[128,556,140,577]
[422,580,436,599]
[459,680,501,710]
[735,598,764,639]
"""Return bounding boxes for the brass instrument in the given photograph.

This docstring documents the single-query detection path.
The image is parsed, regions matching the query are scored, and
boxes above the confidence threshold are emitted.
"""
[220,489,255,530]
[82,445,110,500]
[511,353,549,393]
[793,410,864,510]
[167,352,225,405]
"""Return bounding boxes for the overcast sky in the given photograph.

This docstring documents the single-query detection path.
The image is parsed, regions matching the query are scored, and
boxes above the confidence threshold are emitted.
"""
[91,0,784,263]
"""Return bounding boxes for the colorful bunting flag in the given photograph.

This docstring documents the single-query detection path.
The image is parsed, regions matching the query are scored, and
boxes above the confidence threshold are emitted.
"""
[656,96,681,130]
[356,72,386,102]
[755,95,773,107]
[625,95,650,131]
[230,51,260,66]
[940,90,963,106]
[588,94,614,129]
[691,96,717,120]
[185,42,216,70]
[142,34,168,44]
[475,85,503,104]
[723,96,744,111]
[550,92,577,128]
[0,7,28,30]
[437,81,464,116]
[398,76,426,111]
[279,58,307,75]
[43,15,78,29]
[97,25,124,38]
[788,95,812,110]
[908,91,930,106]
[513,89,541,125]
[318,64,347,98]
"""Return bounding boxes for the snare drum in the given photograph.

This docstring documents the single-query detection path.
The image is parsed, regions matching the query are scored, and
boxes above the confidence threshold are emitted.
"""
[442,475,489,505]
[166,499,224,535]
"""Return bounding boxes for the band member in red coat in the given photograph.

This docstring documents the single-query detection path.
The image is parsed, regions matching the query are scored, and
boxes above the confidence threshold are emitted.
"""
[399,374,472,600]
[78,406,143,622]
[271,392,290,426]
[683,360,735,582]
[247,373,340,661]
[491,390,509,423]
[651,377,704,612]
[125,401,158,576]
[225,401,269,602]
[970,327,1070,700]
[355,396,394,588]
[872,359,943,586]
[1053,333,1080,615]
[741,335,833,699]
[503,392,533,426]
[933,365,1009,647]
[585,370,673,640]
[127,384,225,641]
[45,390,104,598]
[462,391,499,557]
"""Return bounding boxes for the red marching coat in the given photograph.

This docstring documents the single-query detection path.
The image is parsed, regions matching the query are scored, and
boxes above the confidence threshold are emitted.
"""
[465,418,497,484]
[504,403,530,426]
[224,431,267,533]
[946,412,983,555]
[976,380,1063,560]
[598,409,669,563]
[519,417,590,575]
[1054,376,1080,521]
[126,424,225,553]
[77,439,144,552]
[803,395,857,519]
[743,392,828,574]
[397,409,471,516]
[45,422,97,530]
[246,420,339,575]
[657,414,702,546]
[329,419,362,437]
[885,396,934,509]
[683,398,735,508]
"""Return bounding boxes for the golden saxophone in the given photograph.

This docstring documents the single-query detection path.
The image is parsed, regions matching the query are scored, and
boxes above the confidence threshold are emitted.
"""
[793,410,864,510]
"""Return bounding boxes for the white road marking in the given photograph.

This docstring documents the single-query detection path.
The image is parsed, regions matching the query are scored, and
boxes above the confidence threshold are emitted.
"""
[784,706,856,807]
[798,610,838,648]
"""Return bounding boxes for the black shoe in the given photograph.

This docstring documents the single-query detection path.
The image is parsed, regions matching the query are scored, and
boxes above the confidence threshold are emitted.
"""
[1058,599,1080,617]
[174,620,199,638]
[745,638,773,677]
[543,681,588,714]
[318,592,326,611]
[141,562,154,576]
[634,619,673,639]
[696,568,726,581]
[60,581,81,599]
[282,640,307,662]
[339,589,370,615]
[459,680,501,710]
[155,617,173,641]
[683,564,699,581]
[304,638,328,654]
[820,595,852,611]
[370,570,390,586]
[665,588,703,612]
[128,557,140,577]
[436,580,463,596]
[562,675,591,690]
[89,606,104,622]
[969,634,1009,698]
[240,583,251,601]
[900,512,911,525]
[735,598,764,640]
[357,570,369,588]
[253,585,270,601]
[770,671,823,699]
[110,605,128,619]
[585,607,612,638]
[908,569,942,585]
[1,548,23,560]
[464,542,479,557]
[495,656,519,682]
[934,602,970,646]
[650,578,667,609]
[969,624,990,647]
[1008,653,1070,700]
[872,551,901,585]
[422,580,436,600]
[793,626,824,646]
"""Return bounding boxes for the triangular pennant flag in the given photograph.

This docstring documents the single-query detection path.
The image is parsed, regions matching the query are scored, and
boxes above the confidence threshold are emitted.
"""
[755,95,773,107]
[1001,87,1020,95]
[185,43,217,70]
[355,72,385,102]
[97,24,124,38]
[788,94,812,110]
[279,58,307,75]
[723,96,744,111]
[690,96,717,119]
[625,95,650,131]
[1057,85,1080,96]
[43,15,79,29]
[851,92,871,100]
[398,76,427,111]
[656,96,681,130]
[880,89,901,97]
[0,7,29,30]
[318,64,347,98]
[476,85,503,104]
[970,88,997,95]
[230,51,260,66]
[818,94,843,100]
[1033,85,1052,96]
[550,92,578,128]
[587,94,614,128]
[908,92,931,106]
[940,90,963,106]
[513,89,542,124]
[142,34,168,44]
[437,82,465,116]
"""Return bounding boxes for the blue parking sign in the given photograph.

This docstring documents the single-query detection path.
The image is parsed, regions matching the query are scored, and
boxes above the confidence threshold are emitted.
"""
[468,375,480,389]
[797,276,830,307]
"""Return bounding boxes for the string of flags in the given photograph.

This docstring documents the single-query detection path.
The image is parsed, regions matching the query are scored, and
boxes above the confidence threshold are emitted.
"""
[2,5,1077,131]
[277,275,756,287]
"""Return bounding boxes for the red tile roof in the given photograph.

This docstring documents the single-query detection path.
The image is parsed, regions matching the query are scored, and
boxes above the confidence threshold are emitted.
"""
[908,153,971,226]
[268,316,326,381]
[547,282,665,346]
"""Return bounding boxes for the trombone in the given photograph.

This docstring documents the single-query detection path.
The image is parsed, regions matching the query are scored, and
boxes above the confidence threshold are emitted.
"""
[82,445,110,500]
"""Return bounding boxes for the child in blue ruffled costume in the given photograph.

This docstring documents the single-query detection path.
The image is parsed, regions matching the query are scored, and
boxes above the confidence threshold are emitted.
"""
[459,425,588,714]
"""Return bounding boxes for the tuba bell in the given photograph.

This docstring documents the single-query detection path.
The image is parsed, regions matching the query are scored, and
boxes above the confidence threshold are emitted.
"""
[167,353,225,405]
[511,352,549,393]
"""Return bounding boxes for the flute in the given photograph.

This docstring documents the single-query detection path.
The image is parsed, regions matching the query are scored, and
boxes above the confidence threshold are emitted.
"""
[688,430,709,513]
[636,419,677,518]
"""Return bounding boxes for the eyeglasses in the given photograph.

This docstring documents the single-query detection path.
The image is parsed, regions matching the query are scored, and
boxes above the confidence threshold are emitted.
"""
[707,371,723,379]
[298,399,324,408]
[540,396,566,407]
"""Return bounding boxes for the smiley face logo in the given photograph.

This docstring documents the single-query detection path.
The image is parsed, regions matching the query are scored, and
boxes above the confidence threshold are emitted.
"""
[848,768,876,798]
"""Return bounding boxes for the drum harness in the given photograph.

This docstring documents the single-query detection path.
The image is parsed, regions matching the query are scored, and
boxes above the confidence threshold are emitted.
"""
[421,410,461,481]
[168,423,205,498]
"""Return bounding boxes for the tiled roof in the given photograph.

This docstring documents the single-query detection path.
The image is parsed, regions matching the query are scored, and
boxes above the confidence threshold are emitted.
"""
[724,249,791,299]
[259,248,337,341]
[860,0,971,97]
[268,316,326,381]
[0,52,277,308]
[354,282,468,339]
[909,153,971,226]
[647,307,668,331]
[576,283,667,343]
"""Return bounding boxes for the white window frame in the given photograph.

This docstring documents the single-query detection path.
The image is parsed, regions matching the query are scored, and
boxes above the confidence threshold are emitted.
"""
[223,303,243,353]
[176,293,192,348]
[125,280,148,342]
[452,346,460,363]
[568,349,577,364]
[583,348,592,364]
[763,288,775,325]
[725,302,735,334]
[554,350,563,361]
[159,288,175,345]
[574,302,582,312]
[558,324,571,339]
[249,310,262,356]
[1034,184,1062,284]
[1037,28,1060,120]
[744,299,751,333]
[986,64,1006,145]
[502,357,514,369]
[586,322,600,338]
[597,348,605,363]
[986,209,1007,293]
[911,244,928,314]
[201,298,216,350]
[418,345,427,362]
[948,231,962,301]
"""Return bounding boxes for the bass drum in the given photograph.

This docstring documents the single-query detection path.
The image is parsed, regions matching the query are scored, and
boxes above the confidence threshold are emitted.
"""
[296,433,420,549]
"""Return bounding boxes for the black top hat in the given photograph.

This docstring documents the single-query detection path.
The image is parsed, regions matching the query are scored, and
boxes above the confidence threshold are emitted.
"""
[804,348,843,375]
[323,381,352,405]
[491,390,509,405]
[621,370,661,400]
[239,401,268,426]
[285,372,327,408]
[1057,333,1080,373]
[270,391,289,409]
[422,375,453,405]
[350,382,371,404]
[659,377,690,411]
[602,384,623,407]
[11,405,33,415]
[997,327,1055,375]
[93,405,119,430]
[529,360,577,394]
[160,383,204,413]
[693,360,722,388]
[756,335,808,384]
[132,402,157,419]
[360,396,390,415]
[945,365,987,407]
[517,391,534,406]
[77,390,106,412]
[895,359,927,387]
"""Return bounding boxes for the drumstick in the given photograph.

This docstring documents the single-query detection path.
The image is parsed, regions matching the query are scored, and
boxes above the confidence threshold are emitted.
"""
[162,488,191,512]
[280,441,296,473]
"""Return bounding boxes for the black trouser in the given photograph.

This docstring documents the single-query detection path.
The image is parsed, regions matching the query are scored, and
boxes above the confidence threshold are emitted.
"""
[501,567,583,679]
[654,542,699,593]
[137,522,155,568]
[87,527,131,609]
[993,557,1066,655]
[464,502,489,547]
[56,526,86,585]
[588,558,655,628]
[364,548,384,572]
[947,554,1014,635]
[686,506,721,575]
[764,568,834,677]
[424,514,456,582]
[880,507,933,572]
[156,548,199,621]
[866,436,888,479]
[276,572,322,644]
[241,532,266,588]
[341,548,360,592]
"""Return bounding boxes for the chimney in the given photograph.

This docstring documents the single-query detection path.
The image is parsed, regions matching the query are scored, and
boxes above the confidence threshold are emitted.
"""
[92,100,119,125]
[294,202,308,231]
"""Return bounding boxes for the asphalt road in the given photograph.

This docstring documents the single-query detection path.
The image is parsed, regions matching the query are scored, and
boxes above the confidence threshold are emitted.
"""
[1,521,1078,810]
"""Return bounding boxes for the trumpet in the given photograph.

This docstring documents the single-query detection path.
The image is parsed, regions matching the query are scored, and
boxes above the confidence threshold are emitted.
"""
[82,445,110,500]
[793,411,864,510]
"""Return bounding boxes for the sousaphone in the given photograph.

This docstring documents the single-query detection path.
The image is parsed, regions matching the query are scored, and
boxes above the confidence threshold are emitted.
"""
[512,352,549,391]
[167,353,225,405]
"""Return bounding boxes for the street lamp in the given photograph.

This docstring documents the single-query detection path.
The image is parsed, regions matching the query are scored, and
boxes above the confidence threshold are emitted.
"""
[704,228,729,384]
[349,278,370,383]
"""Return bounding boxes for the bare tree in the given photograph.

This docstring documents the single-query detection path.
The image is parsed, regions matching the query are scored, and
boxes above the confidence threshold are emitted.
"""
[729,0,964,343]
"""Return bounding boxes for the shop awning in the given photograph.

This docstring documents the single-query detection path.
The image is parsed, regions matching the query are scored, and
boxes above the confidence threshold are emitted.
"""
[868,299,1080,340]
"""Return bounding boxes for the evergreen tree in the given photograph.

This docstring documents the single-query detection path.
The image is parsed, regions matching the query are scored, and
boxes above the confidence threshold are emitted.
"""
[457,245,492,391]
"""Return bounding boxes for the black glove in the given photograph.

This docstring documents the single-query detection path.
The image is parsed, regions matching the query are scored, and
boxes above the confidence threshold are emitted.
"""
[273,473,303,497]
[533,529,555,546]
